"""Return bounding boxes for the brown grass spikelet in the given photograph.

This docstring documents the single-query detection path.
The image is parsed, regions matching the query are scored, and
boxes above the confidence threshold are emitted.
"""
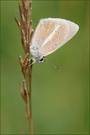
[15,0,34,54]
[15,0,34,134]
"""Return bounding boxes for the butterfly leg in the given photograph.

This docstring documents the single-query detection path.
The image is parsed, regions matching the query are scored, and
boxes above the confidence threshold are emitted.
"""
[29,57,36,67]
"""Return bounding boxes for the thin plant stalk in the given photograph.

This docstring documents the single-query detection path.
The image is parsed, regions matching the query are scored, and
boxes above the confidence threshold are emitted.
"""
[15,0,34,134]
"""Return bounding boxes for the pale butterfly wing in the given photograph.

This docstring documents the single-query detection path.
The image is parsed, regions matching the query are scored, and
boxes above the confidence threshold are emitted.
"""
[31,18,58,48]
[39,18,79,56]
[61,19,79,45]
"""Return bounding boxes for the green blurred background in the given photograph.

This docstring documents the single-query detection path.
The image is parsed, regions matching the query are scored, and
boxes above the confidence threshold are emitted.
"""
[1,0,89,134]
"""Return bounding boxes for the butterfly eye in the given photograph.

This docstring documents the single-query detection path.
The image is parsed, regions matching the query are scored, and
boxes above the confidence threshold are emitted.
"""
[39,57,45,62]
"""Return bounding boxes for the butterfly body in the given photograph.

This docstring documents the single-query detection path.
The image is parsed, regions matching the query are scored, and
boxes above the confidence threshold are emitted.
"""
[30,18,79,64]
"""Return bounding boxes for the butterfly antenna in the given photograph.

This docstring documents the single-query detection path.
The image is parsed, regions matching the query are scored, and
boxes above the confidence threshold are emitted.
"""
[45,58,61,71]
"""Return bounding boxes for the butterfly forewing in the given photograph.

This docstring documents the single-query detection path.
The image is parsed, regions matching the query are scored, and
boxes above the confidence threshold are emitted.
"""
[30,18,79,61]
[31,19,58,48]
[39,19,79,56]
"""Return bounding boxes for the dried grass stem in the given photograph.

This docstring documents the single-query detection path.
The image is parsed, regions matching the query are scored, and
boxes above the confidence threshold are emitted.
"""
[15,0,34,134]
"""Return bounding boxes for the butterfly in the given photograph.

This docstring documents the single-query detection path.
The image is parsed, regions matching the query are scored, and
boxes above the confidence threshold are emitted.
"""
[30,18,79,65]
